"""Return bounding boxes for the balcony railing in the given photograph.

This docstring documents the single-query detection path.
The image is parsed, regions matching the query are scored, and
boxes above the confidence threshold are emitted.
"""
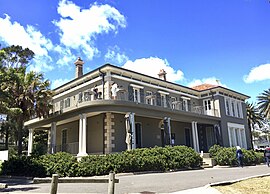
[52,88,220,118]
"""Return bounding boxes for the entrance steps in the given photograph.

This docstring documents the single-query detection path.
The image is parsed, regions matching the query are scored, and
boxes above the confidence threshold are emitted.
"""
[201,153,216,168]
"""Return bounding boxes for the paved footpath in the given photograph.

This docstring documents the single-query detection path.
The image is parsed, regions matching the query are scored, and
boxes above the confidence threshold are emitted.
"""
[0,165,270,193]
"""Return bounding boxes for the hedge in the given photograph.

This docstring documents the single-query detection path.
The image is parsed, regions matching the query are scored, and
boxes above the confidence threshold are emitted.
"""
[209,145,264,166]
[0,146,201,177]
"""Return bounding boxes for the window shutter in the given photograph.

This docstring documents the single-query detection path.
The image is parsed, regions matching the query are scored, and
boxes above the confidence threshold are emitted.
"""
[166,95,170,108]
[156,92,161,106]
[140,88,144,103]
[128,85,134,101]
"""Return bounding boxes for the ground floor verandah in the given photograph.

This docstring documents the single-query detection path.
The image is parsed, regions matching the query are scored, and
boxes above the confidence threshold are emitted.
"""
[27,111,222,157]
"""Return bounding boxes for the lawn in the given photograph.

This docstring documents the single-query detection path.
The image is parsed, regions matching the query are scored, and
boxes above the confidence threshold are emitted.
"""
[214,176,270,194]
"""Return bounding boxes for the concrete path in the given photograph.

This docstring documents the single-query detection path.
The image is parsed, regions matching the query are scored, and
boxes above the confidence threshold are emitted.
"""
[0,165,269,193]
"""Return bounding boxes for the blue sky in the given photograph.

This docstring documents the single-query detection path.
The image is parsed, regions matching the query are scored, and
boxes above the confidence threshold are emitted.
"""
[1,0,270,102]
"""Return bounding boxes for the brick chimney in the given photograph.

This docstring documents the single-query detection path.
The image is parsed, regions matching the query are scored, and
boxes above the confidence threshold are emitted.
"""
[158,69,167,81]
[74,57,84,78]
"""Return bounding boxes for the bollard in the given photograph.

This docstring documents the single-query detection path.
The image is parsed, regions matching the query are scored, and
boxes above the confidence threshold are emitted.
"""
[50,174,59,194]
[108,171,115,194]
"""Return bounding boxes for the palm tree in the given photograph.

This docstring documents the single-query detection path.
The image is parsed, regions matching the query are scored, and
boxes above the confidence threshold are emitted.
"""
[257,88,270,119]
[1,45,53,155]
[246,101,263,149]
[6,67,53,155]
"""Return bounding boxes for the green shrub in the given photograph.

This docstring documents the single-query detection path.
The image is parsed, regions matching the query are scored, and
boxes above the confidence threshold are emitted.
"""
[1,156,46,177]
[209,144,222,158]
[78,146,201,176]
[1,146,202,177]
[213,146,264,166]
[254,151,265,164]
[38,152,78,177]
[214,147,237,166]
[242,149,257,165]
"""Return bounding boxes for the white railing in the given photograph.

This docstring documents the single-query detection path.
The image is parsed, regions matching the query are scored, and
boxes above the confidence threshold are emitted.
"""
[52,89,220,118]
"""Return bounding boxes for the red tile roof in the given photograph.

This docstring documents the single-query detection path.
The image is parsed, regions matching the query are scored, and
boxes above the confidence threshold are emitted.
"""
[192,84,218,91]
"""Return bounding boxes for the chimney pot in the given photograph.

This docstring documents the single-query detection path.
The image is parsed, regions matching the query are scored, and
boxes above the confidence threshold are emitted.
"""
[158,69,167,81]
[74,57,84,78]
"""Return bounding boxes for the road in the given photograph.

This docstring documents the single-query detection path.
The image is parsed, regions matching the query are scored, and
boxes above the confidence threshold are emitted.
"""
[0,165,270,193]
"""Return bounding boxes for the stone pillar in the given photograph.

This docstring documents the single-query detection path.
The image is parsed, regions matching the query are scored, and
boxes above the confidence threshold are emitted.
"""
[77,114,88,157]
[192,121,199,152]
[104,113,115,153]
[27,128,34,156]
[50,122,57,154]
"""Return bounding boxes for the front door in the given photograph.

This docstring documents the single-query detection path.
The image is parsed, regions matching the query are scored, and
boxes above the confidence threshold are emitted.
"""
[61,129,67,152]
[185,128,192,147]
[198,125,208,152]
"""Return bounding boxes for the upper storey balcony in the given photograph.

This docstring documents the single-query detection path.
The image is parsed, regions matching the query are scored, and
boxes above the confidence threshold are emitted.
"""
[50,80,221,118]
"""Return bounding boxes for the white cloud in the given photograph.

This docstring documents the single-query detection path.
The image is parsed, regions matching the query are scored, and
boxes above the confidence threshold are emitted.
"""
[0,14,54,72]
[187,77,226,88]
[122,57,184,82]
[244,63,270,83]
[51,78,70,89]
[53,0,126,60]
[104,46,128,65]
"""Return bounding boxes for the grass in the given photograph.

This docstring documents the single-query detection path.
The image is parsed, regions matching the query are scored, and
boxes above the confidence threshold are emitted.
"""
[214,176,270,194]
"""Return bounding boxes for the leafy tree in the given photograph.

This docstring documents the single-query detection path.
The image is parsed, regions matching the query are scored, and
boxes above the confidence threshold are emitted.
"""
[257,88,270,119]
[0,45,53,155]
[246,102,263,149]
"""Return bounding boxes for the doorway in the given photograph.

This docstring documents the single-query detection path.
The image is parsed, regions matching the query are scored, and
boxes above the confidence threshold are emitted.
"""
[135,123,142,148]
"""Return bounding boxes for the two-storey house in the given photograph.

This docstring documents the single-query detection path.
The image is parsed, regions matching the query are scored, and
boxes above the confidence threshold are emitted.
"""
[25,58,251,157]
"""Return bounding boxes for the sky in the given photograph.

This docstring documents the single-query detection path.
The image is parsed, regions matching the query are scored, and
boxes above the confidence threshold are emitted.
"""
[1,0,270,102]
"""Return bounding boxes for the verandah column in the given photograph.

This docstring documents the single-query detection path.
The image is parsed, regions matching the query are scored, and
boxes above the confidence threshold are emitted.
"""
[27,128,34,156]
[77,114,88,157]
[192,121,199,152]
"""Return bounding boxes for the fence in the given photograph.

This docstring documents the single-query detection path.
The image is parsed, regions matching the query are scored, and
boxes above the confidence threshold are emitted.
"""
[33,171,119,194]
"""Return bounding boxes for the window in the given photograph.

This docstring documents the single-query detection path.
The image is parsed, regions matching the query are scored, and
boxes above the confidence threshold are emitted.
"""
[236,101,243,118]
[64,97,70,108]
[227,123,247,148]
[171,97,176,109]
[203,99,212,115]
[225,97,243,118]
[146,91,155,105]
[133,88,140,103]
[204,99,211,111]
[161,94,167,107]
[225,98,230,115]
[60,100,64,110]
[182,99,188,111]
[231,100,236,117]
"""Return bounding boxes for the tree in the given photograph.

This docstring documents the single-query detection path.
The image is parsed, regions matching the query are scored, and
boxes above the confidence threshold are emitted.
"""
[0,45,53,156]
[246,101,263,149]
[257,88,270,119]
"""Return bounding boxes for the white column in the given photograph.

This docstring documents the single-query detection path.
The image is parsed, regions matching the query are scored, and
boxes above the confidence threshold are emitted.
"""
[192,121,199,152]
[77,114,87,157]
[50,122,57,154]
[27,128,34,156]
